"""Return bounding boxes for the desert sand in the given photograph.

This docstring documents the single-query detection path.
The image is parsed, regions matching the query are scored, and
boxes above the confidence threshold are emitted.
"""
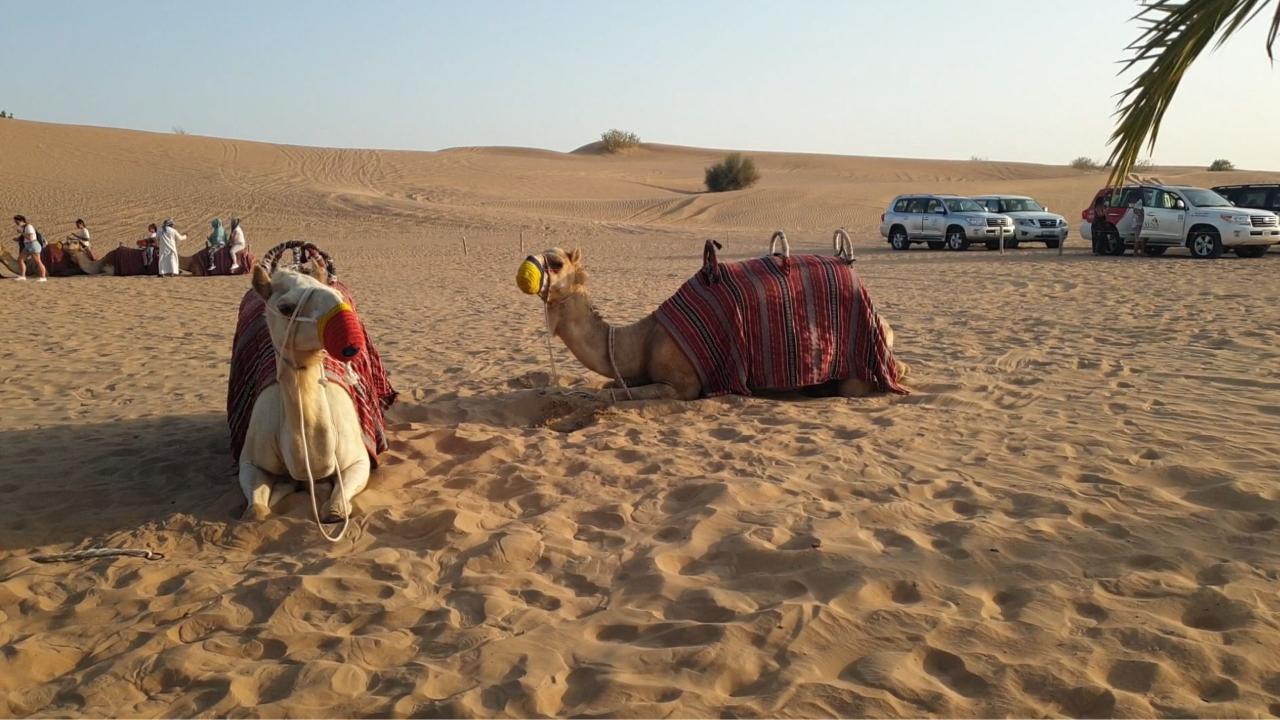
[2,118,1279,717]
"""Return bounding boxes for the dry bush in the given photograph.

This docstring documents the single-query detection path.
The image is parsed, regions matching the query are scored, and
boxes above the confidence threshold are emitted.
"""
[600,129,640,152]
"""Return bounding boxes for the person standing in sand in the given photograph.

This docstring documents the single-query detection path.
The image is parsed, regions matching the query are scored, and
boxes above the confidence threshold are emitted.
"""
[155,218,185,277]
[66,218,91,248]
[227,217,246,271]
[206,217,226,270]
[12,215,48,282]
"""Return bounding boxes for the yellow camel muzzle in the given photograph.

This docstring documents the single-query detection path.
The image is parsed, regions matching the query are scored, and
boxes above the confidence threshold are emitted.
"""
[516,256,547,296]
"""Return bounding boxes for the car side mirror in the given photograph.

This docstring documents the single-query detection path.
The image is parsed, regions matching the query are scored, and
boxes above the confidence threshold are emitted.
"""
[1175,200,1186,210]
[1043,206,1050,212]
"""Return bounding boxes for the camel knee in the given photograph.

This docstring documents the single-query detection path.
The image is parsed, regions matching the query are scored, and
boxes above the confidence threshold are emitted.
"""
[836,376,876,398]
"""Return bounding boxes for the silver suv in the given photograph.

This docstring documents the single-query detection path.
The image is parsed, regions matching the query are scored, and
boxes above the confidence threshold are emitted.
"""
[879,194,1013,251]
[972,195,1068,249]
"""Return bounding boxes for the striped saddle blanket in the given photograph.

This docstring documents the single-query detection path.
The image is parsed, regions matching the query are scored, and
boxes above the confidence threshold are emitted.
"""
[654,241,907,397]
[41,244,91,276]
[105,247,158,276]
[227,280,397,464]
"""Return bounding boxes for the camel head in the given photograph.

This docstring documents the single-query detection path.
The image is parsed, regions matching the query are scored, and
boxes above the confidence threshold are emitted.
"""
[252,258,366,365]
[516,247,585,303]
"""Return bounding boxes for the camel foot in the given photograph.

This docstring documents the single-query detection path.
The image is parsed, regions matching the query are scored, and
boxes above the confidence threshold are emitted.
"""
[896,361,911,380]
[322,494,350,524]
[242,504,271,522]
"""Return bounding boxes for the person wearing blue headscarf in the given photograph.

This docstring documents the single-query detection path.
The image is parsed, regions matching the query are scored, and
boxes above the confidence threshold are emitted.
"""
[206,218,226,270]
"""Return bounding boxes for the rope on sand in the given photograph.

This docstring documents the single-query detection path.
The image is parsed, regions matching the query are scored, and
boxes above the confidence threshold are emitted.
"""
[31,547,165,563]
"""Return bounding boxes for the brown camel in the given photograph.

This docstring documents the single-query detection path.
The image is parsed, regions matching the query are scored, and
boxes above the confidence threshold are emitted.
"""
[517,246,908,401]
[64,242,199,276]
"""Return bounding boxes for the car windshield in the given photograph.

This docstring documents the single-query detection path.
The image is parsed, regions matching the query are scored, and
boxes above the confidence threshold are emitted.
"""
[944,198,985,213]
[998,198,1043,212]
[1180,188,1233,208]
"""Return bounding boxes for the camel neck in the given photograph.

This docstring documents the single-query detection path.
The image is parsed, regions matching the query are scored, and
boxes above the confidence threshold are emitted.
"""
[275,355,336,461]
[549,292,651,381]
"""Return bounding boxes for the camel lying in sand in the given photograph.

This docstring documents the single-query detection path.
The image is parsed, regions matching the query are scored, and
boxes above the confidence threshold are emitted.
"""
[63,242,200,276]
[231,243,395,531]
[516,239,908,401]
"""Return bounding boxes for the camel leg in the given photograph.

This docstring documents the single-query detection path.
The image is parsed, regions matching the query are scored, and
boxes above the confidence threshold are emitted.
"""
[323,456,370,523]
[598,382,688,402]
[239,462,275,520]
[836,314,909,397]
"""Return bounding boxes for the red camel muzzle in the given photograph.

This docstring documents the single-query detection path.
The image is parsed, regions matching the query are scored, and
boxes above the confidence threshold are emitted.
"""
[317,302,365,361]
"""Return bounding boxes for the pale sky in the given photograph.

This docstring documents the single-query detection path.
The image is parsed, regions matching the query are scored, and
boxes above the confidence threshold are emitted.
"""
[5,0,1278,168]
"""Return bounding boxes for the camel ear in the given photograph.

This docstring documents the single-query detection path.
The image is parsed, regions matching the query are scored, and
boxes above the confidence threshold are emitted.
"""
[252,265,273,300]
[568,248,582,265]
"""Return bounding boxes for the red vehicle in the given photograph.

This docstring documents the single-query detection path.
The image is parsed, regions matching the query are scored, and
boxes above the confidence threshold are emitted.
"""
[1081,186,1145,256]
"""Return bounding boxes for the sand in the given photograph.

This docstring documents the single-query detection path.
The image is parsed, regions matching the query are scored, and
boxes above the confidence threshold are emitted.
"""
[2,118,1279,717]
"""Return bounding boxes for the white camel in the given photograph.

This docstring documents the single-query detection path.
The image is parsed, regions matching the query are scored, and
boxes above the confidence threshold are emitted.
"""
[240,260,370,527]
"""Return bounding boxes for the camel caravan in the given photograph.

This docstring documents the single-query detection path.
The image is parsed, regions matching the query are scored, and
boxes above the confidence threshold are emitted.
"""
[228,242,396,540]
[515,230,909,401]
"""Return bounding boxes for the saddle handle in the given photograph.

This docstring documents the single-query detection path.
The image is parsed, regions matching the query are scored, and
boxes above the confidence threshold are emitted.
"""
[259,240,337,282]
[769,230,790,258]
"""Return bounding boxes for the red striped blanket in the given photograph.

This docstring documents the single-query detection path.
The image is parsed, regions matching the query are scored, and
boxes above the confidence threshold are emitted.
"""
[41,244,92,276]
[227,280,397,465]
[104,247,158,276]
[192,246,254,276]
[654,244,907,397]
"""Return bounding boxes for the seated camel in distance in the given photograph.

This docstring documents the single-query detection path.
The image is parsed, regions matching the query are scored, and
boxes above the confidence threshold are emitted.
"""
[516,242,909,402]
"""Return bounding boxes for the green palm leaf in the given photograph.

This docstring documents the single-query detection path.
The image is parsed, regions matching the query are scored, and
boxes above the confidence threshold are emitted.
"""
[1108,0,1280,186]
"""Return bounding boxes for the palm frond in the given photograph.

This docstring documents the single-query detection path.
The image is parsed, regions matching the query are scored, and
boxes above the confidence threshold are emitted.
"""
[1107,0,1280,187]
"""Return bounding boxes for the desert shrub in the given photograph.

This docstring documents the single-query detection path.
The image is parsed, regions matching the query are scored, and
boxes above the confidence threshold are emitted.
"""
[600,129,640,152]
[1134,158,1154,170]
[1208,158,1235,171]
[1070,156,1102,171]
[172,126,187,135]
[970,155,988,162]
[705,153,760,192]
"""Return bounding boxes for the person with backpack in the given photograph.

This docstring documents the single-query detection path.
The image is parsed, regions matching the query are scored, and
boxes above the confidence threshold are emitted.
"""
[12,215,48,282]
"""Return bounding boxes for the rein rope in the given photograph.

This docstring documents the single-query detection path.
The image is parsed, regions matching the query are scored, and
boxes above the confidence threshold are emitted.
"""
[281,285,349,544]
[607,326,633,401]
[32,547,164,563]
[542,297,560,387]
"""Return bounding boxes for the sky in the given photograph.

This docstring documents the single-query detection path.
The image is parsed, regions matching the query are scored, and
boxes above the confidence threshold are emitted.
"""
[5,0,1279,168]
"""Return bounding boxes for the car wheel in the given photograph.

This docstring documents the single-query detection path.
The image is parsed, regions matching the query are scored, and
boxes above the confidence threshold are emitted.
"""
[889,229,910,251]
[1044,239,1061,249]
[1141,246,1167,256]
[1103,232,1127,256]
[1235,245,1268,258]
[927,241,945,250]
[946,229,969,251]
[1189,230,1224,259]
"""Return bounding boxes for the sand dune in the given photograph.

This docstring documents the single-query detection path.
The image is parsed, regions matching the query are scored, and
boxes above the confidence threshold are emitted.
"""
[2,119,1280,717]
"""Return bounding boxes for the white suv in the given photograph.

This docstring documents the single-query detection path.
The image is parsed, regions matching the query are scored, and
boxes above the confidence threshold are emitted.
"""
[972,195,1068,249]
[879,194,1014,251]
[1080,184,1280,258]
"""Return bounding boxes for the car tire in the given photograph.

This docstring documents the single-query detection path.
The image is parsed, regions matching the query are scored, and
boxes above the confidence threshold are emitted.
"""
[889,229,910,251]
[946,228,970,251]
[1005,239,1020,250]
[1188,229,1224,259]
[1102,232,1126,256]
[927,241,945,250]
[1141,246,1167,256]
[1235,245,1268,258]
[1044,239,1061,249]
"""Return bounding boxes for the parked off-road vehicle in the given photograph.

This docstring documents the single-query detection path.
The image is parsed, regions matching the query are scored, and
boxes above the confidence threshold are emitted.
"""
[1080,184,1280,258]
[972,195,1068,249]
[879,194,1013,251]
[1212,184,1280,214]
